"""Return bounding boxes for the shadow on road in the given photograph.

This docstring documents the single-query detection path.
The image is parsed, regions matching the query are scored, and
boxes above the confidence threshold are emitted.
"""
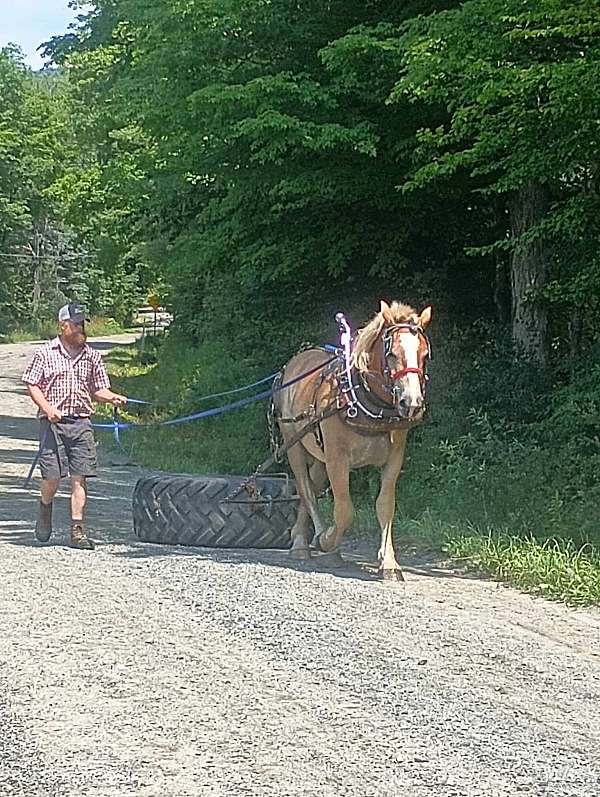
[1,414,486,587]
[107,536,483,585]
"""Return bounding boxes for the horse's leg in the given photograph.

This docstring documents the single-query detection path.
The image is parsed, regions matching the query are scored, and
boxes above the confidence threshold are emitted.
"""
[376,432,408,581]
[307,459,328,546]
[286,444,322,560]
[318,456,353,554]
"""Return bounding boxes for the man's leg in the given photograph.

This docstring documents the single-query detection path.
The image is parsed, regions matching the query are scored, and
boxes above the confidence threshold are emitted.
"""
[71,474,87,523]
[41,479,60,505]
[67,419,96,550]
[69,475,94,550]
[69,475,93,549]
[35,479,60,542]
[35,419,64,543]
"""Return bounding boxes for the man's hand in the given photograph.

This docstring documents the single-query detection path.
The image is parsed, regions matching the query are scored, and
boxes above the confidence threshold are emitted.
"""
[109,393,128,408]
[45,406,62,423]
[26,385,63,422]
[93,388,128,407]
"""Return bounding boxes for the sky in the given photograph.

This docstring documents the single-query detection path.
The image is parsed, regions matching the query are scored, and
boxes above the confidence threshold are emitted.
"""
[0,1,88,70]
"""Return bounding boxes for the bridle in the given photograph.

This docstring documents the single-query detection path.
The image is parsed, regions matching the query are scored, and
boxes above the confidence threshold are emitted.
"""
[334,311,432,424]
[382,322,432,386]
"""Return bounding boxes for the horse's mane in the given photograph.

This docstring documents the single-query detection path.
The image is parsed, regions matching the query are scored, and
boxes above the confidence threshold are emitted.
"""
[351,301,417,373]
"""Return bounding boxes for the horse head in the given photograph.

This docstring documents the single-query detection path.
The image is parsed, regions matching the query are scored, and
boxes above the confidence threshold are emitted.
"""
[351,300,432,419]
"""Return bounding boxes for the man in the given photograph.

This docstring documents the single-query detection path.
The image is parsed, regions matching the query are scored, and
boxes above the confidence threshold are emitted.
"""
[22,303,127,550]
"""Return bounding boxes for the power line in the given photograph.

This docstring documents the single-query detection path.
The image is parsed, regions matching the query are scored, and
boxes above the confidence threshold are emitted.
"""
[0,252,95,260]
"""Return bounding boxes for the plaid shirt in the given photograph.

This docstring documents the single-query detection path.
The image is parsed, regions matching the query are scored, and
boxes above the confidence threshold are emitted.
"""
[22,337,111,418]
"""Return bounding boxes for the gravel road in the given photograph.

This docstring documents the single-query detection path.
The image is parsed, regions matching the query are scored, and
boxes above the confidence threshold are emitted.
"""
[1,337,599,797]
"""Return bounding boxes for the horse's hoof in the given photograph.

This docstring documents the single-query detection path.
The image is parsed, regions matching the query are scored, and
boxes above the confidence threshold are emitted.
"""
[317,550,345,569]
[317,529,336,553]
[380,568,404,582]
[289,547,311,560]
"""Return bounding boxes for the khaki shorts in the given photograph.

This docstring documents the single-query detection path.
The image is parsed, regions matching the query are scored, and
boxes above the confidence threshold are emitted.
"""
[38,417,97,480]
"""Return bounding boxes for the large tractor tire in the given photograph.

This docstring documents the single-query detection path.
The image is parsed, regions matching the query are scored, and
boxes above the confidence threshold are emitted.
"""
[132,472,297,549]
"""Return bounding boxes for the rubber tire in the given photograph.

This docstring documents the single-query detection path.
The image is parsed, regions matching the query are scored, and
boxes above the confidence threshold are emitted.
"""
[132,472,297,549]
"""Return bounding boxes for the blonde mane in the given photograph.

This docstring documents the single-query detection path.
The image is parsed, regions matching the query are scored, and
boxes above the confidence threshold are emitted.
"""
[350,301,418,373]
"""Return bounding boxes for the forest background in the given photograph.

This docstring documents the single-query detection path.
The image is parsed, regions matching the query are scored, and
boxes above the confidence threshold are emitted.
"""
[1,0,599,602]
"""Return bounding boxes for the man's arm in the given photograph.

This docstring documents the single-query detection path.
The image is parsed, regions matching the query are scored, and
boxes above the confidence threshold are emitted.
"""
[93,387,128,407]
[23,350,62,423]
[26,385,62,423]
[90,355,127,407]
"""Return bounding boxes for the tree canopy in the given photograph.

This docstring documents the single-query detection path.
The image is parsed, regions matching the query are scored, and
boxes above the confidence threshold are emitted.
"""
[1,0,598,361]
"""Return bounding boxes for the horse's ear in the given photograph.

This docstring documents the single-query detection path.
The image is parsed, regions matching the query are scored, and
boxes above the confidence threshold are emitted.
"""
[380,300,395,325]
[419,305,433,328]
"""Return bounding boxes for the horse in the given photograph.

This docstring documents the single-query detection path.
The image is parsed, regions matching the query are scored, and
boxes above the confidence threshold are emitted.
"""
[272,300,432,580]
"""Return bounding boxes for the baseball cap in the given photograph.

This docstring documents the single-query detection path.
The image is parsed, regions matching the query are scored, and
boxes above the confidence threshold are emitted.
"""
[58,303,89,323]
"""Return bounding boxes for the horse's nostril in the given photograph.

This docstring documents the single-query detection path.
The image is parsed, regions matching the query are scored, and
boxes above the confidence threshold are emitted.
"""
[398,394,423,414]
[398,396,411,413]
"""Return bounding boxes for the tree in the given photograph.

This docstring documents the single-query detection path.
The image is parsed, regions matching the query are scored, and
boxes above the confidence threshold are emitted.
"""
[393,0,600,363]
[0,45,118,331]
[48,1,474,339]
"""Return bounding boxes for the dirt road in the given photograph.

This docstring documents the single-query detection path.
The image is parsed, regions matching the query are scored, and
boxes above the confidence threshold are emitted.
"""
[1,338,599,796]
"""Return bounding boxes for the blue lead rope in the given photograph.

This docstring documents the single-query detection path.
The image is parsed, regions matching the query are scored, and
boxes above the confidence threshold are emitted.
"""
[93,356,335,434]
[23,350,341,487]
[120,373,279,409]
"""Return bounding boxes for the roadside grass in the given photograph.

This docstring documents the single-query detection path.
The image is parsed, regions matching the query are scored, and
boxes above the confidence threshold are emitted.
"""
[87,317,126,337]
[446,531,600,606]
[0,316,124,343]
[94,338,274,474]
[0,321,57,342]
[96,337,600,606]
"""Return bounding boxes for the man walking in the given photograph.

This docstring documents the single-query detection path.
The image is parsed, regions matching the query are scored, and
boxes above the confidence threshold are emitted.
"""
[22,303,127,550]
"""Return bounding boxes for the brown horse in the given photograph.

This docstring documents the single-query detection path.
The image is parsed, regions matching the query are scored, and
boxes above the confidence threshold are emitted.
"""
[273,300,432,580]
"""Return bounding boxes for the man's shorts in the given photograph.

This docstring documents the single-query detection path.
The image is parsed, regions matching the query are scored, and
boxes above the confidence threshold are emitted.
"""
[38,417,97,480]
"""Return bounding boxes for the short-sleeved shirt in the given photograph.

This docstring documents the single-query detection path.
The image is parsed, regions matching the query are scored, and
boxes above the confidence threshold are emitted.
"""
[22,337,111,418]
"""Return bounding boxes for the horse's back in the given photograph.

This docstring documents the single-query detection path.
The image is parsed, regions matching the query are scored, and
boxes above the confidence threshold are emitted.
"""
[275,348,333,419]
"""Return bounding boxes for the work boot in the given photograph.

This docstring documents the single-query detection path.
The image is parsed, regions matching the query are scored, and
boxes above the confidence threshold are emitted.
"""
[35,500,53,543]
[69,522,95,551]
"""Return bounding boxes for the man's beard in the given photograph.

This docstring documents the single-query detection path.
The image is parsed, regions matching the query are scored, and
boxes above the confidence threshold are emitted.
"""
[64,329,86,348]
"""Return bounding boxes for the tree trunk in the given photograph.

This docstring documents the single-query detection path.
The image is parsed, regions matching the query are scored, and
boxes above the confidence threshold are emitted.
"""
[30,218,49,318]
[493,253,510,326]
[31,230,42,318]
[568,307,582,379]
[509,180,550,365]
[490,197,511,332]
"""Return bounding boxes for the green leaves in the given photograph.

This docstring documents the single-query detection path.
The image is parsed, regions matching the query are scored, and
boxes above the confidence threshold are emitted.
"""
[27,0,600,355]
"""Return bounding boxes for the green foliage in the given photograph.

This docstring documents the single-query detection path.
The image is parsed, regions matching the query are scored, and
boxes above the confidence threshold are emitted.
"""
[447,534,600,606]
[42,0,600,348]
[48,0,477,331]
[394,0,600,344]
[0,46,137,332]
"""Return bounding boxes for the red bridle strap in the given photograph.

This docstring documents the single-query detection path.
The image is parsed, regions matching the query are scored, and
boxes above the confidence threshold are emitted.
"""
[391,367,423,380]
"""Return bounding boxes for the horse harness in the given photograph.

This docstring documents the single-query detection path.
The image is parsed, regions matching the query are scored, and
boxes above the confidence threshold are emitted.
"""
[229,324,430,503]
[270,323,431,456]
[269,364,340,455]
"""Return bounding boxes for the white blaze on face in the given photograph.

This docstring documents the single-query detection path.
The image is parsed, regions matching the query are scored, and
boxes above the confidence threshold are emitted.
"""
[398,330,422,410]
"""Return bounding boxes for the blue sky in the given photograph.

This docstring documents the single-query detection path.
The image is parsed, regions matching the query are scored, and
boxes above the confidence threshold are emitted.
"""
[0,1,87,70]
